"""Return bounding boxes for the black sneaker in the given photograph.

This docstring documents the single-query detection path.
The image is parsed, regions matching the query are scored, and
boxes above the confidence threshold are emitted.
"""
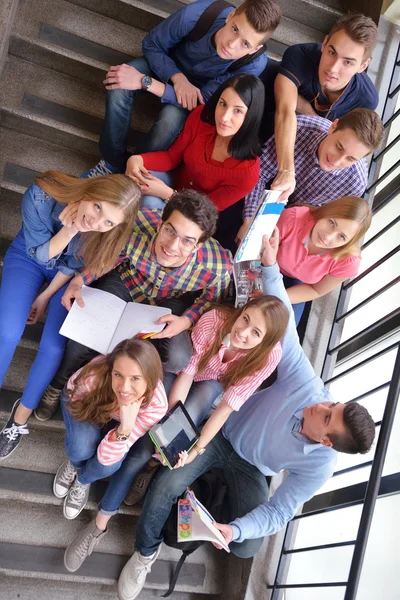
[0,399,29,460]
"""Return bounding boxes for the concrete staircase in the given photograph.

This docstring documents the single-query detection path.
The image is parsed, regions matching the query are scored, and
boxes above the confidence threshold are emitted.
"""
[0,0,343,598]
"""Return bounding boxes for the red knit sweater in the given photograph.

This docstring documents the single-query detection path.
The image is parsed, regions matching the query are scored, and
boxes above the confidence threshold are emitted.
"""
[141,105,260,212]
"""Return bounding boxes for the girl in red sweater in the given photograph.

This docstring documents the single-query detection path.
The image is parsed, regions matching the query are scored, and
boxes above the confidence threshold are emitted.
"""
[125,73,264,252]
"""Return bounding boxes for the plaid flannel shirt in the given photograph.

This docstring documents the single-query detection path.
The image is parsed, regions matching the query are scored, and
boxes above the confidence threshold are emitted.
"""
[244,114,368,218]
[79,208,233,324]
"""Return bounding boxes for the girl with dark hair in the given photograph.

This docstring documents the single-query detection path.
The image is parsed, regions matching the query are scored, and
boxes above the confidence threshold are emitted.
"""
[276,196,372,324]
[0,171,141,460]
[54,338,167,571]
[125,73,265,251]
[124,294,288,506]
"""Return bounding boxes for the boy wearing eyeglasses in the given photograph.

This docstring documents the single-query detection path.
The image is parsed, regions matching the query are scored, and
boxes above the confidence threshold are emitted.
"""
[36,190,233,421]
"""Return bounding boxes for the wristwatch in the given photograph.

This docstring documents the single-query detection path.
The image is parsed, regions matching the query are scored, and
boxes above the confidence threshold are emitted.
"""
[115,427,130,441]
[194,445,206,456]
[141,75,153,91]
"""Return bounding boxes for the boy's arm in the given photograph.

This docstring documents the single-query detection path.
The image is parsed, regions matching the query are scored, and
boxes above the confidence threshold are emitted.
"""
[270,74,298,203]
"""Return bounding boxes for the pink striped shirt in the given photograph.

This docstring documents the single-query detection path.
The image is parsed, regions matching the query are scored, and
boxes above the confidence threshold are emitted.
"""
[183,309,282,411]
[67,358,168,466]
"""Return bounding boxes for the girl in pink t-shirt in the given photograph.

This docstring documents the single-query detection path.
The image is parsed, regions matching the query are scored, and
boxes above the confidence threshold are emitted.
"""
[276,196,372,324]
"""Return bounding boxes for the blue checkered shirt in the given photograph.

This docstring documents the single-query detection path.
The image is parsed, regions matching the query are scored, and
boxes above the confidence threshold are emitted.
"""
[244,115,368,218]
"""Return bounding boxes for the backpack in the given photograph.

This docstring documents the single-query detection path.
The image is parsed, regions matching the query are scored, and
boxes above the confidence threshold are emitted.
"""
[161,469,227,597]
[184,0,267,72]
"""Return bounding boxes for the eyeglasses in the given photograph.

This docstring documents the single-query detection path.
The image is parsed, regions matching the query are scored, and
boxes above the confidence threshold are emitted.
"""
[159,223,198,252]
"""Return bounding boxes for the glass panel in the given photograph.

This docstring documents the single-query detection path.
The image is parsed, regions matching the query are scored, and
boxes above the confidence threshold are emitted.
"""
[285,546,353,584]
[382,397,400,477]
[284,588,345,600]
[365,192,399,243]
[360,218,400,272]
[340,281,400,343]
[356,495,400,599]
[294,504,362,548]
[327,348,397,402]
[344,252,399,312]
[316,464,372,495]
[332,333,400,377]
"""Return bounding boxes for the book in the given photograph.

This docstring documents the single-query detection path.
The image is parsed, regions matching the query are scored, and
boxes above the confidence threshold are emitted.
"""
[234,190,284,307]
[59,286,172,355]
[149,401,200,470]
[178,488,230,552]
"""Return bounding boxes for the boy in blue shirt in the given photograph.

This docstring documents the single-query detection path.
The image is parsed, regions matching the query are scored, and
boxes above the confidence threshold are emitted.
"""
[98,0,281,172]
[107,229,375,600]
[270,13,378,203]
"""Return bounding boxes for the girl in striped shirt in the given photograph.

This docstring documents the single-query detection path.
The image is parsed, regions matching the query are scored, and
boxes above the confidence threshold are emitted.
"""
[126,295,288,504]
[53,338,167,571]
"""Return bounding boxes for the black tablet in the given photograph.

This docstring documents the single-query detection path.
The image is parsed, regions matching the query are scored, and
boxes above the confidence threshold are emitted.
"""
[149,401,200,469]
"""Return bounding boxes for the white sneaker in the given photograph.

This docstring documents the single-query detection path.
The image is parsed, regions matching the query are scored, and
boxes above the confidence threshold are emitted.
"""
[53,459,78,499]
[63,479,91,519]
[118,546,161,600]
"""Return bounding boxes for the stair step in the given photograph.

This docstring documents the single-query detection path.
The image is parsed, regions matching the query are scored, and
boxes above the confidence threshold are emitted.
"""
[0,128,94,183]
[0,496,224,593]
[0,55,153,157]
[0,572,220,600]
[9,0,146,84]
[279,0,341,33]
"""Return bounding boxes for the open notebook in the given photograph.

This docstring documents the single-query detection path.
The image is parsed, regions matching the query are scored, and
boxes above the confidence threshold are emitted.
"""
[59,286,171,354]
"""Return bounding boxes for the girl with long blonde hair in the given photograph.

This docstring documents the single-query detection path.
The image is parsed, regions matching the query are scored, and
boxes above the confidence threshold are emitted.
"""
[276,196,372,324]
[0,170,141,460]
[124,294,288,505]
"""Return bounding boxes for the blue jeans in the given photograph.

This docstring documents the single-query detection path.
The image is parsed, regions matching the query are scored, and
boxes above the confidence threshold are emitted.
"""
[141,170,174,210]
[135,432,269,559]
[61,394,155,515]
[99,56,188,171]
[283,275,305,326]
[0,231,69,410]
[163,372,223,427]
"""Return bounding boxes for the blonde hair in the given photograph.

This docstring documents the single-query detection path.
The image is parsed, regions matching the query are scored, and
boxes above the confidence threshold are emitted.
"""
[68,338,163,426]
[309,196,372,259]
[35,171,141,276]
[197,296,288,390]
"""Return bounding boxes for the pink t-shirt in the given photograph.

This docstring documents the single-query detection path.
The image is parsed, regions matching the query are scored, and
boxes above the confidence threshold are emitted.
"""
[276,206,361,284]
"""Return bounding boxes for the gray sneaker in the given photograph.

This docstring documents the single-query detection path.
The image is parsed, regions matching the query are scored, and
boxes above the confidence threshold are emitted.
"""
[53,459,78,499]
[118,546,161,600]
[63,479,91,520]
[124,465,159,506]
[34,385,61,422]
[64,519,107,572]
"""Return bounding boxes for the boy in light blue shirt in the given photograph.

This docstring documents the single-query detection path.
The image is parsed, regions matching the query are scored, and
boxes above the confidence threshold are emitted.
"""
[115,228,375,600]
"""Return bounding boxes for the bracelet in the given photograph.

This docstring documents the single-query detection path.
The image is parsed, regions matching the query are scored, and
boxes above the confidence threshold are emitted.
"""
[167,189,178,202]
[277,169,295,175]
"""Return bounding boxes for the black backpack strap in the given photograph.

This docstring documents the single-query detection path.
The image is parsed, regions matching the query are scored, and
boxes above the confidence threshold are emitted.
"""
[228,44,267,72]
[161,553,189,597]
[187,0,233,43]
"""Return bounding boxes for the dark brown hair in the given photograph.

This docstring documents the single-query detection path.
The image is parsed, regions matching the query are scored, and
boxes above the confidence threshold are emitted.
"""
[327,13,378,59]
[328,402,375,454]
[162,189,219,242]
[335,108,384,153]
[309,196,372,259]
[67,338,163,426]
[236,0,281,37]
[197,296,288,389]
[36,171,141,277]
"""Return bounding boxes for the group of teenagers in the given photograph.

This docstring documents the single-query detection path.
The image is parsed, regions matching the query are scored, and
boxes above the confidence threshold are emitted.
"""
[0,0,383,598]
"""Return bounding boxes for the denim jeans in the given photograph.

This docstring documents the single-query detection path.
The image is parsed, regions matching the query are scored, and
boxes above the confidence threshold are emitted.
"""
[0,231,69,409]
[135,431,269,558]
[141,170,174,210]
[61,393,154,514]
[163,372,223,427]
[99,56,188,171]
[51,269,193,390]
[283,275,305,326]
